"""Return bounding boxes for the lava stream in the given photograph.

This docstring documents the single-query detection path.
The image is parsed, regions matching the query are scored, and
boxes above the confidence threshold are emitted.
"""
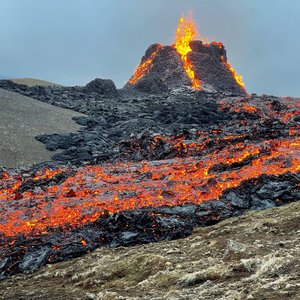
[0,136,299,238]
[129,45,163,85]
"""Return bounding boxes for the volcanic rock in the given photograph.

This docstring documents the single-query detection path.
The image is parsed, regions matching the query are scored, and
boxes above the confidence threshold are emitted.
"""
[145,45,192,87]
[18,247,51,272]
[83,78,118,95]
[0,77,298,167]
[134,73,169,94]
[189,41,245,95]
[126,41,246,95]
[256,181,292,200]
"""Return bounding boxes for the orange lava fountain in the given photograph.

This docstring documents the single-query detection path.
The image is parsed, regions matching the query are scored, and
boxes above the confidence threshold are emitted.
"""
[174,15,201,89]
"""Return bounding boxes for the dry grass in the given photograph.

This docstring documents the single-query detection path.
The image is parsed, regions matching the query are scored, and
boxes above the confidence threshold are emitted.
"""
[1,201,300,300]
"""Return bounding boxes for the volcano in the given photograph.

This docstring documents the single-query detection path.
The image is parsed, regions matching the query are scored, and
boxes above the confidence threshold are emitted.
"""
[0,14,299,280]
[126,15,246,95]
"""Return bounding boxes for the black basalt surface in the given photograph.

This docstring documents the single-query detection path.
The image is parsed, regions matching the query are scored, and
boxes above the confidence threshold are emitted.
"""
[0,79,298,166]
[126,40,246,95]
[189,41,245,95]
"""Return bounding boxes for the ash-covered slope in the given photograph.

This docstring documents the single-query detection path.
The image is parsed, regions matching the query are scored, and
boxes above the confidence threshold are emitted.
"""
[125,40,246,95]
[0,88,83,168]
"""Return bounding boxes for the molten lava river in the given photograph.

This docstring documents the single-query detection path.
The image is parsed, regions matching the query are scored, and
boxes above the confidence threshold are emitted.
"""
[1,137,300,238]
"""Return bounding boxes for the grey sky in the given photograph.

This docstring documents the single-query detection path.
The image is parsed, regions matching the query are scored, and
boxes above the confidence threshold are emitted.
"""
[1,0,299,96]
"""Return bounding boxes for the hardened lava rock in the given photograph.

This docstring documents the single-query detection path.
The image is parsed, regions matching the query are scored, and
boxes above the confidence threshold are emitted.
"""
[126,41,246,95]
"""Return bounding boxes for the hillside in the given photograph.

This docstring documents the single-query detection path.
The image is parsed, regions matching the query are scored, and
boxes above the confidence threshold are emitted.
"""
[1,201,299,299]
[11,78,62,87]
[0,88,84,168]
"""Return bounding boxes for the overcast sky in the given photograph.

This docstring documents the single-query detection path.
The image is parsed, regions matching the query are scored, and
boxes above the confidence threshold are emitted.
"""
[1,0,299,96]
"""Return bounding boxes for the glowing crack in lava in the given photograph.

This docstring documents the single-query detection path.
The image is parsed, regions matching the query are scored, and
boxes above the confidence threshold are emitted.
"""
[174,15,201,89]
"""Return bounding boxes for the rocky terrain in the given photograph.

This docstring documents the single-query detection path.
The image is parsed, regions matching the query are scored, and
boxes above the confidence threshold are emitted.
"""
[0,78,297,165]
[0,75,299,279]
[1,201,299,300]
[0,79,235,164]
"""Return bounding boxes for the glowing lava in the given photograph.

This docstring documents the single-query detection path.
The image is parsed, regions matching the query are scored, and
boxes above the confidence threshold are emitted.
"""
[129,45,163,85]
[0,133,300,238]
[226,63,245,89]
[174,15,201,89]
[211,41,245,90]
[1,96,300,238]
[128,13,245,91]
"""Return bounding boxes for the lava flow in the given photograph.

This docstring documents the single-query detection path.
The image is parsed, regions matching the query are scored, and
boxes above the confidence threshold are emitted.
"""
[226,63,245,89]
[129,45,163,85]
[0,133,300,238]
[1,96,300,239]
[174,15,201,89]
[213,41,245,89]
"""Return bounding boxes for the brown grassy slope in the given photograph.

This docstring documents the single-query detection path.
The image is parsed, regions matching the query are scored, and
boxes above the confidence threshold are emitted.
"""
[1,201,300,300]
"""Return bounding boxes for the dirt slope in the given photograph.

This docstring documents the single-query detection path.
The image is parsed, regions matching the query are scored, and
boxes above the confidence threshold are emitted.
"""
[0,88,84,168]
[1,201,299,300]
[11,78,62,87]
